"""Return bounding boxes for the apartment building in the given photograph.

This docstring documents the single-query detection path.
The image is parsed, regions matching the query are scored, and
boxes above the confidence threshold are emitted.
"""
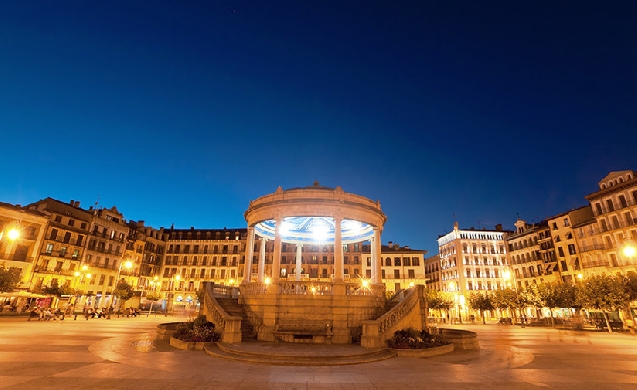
[583,170,637,274]
[27,198,93,292]
[0,202,48,289]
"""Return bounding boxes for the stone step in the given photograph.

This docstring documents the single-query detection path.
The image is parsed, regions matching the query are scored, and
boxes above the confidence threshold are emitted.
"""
[204,342,397,366]
[214,297,256,341]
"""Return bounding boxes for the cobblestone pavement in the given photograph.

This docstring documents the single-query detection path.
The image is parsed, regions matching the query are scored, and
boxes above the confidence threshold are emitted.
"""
[0,315,636,389]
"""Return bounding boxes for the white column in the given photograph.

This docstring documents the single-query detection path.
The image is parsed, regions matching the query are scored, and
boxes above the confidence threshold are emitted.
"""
[370,236,376,280]
[242,227,255,283]
[333,216,343,281]
[258,237,266,283]
[373,227,382,284]
[272,217,283,282]
[295,244,303,281]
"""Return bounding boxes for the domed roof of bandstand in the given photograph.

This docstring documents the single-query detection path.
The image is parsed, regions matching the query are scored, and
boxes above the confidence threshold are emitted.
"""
[245,182,386,245]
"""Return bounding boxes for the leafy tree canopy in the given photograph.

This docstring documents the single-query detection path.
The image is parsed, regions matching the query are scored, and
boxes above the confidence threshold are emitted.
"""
[0,267,20,292]
[114,279,134,301]
[576,274,629,312]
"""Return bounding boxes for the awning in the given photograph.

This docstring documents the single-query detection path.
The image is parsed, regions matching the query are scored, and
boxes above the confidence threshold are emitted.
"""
[0,291,50,299]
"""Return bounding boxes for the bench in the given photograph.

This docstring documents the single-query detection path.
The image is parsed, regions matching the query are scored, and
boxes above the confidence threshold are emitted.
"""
[498,318,513,325]
[273,323,332,344]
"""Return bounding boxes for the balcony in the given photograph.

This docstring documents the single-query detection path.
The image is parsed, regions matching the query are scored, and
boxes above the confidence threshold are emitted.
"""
[578,243,609,253]
[593,198,637,216]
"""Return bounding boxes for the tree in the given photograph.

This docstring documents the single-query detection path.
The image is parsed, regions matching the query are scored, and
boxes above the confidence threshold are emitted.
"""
[621,273,637,332]
[534,281,575,327]
[468,292,494,324]
[576,274,629,333]
[492,288,518,320]
[113,279,134,310]
[425,289,453,319]
[41,280,77,297]
[0,267,20,292]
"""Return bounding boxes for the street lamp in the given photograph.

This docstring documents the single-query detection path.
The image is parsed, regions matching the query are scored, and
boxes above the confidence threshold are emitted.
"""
[144,276,159,316]
[167,274,181,316]
[73,265,92,305]
[7,228,20,241]
[110,260,133,310]
[623,244,636,259]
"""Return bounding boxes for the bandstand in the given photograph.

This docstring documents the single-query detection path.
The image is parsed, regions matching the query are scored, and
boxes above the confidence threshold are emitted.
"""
[238,183,388,344]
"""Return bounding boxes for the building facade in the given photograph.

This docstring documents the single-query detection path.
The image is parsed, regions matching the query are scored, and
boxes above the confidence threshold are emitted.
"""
[436,222,511,320]
[0,202,49,290]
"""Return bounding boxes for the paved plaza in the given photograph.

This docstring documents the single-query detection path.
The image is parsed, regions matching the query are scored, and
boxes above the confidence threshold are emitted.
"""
[0,315,636,389]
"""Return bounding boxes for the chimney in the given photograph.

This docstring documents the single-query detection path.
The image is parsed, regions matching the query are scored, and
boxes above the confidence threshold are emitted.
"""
[70,199,74,205]
[75,201,81,208]
[495,224,503,231]
[388,241,393,248]
[138,220,145,227]
[405,246,410,250]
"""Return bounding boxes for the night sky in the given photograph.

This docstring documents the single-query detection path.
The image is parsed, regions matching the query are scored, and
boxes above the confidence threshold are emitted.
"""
[1,1,636,255]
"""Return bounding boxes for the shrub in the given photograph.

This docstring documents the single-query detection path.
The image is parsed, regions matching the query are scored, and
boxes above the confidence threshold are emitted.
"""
[387,327,450,349]
[173,315,221,342]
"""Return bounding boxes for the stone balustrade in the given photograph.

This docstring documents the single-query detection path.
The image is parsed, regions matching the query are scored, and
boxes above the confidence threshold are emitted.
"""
[361,285,426,348]
[203,282,242,343]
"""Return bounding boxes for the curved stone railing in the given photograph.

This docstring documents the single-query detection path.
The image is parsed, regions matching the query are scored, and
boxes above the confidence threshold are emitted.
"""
[241,280,383,297]
[242,282,268,295]
[278,280,333,295]
[360,285,426,348]
[242,298,263,335]
[210,283,239,298]
[203,282,242,343]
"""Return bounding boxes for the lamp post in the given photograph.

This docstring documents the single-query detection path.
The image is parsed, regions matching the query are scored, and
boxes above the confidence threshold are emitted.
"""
[110,260,133,311]
[72,265,91,319]
[167,274,181,316]
[73,265,92,305]
[145,276,159,316]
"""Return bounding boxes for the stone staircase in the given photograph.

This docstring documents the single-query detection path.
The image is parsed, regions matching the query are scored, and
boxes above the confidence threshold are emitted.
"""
[215,297,256,341]
[373,293,402,319]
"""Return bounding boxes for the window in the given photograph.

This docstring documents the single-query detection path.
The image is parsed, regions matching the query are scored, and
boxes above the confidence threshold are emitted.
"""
[558,247,565,257]
[563,218,570,227]
[606,199,614,212]
[60,247,67,256]
[68,219,75,227]
[412,257,419,266]
[408,269,415,278]
[568,244,576,255]
[55,216,62,223]
[72,249,79,259]
[50,229,58,240]
[552,222,558,230]
[394,257,401,266]
[45,244,54,254]
[394,269,400,279]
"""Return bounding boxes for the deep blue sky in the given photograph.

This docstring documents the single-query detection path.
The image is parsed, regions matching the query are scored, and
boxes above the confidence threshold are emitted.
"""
[1,1,636,255]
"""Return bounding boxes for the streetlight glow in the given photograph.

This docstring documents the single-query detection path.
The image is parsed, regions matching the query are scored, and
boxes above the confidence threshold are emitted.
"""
[7,228,20,241]
[623,245,636,258]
